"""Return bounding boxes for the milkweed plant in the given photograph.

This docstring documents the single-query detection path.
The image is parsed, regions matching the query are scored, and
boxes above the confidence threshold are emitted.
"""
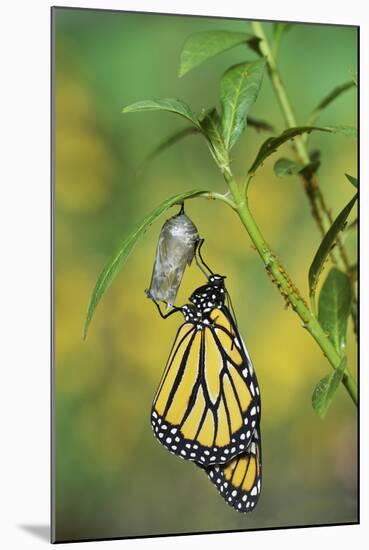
[84,21,358,419]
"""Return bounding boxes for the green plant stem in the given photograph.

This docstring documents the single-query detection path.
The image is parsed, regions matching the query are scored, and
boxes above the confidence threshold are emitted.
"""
[250,21,357,333]
[225,174,357,406]
[199,191,236,209]
[250,22,352,268]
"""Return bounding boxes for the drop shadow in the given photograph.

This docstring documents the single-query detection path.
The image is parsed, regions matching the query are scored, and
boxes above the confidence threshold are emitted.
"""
[19,524,50,542]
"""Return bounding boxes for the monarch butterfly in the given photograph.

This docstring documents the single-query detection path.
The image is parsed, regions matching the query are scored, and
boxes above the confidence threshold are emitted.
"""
[150,242,261,471]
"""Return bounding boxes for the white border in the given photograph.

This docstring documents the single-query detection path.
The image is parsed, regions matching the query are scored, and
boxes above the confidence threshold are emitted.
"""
[1,1,366,548]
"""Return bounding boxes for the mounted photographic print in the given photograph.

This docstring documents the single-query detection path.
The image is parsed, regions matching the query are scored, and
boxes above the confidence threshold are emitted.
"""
[52,6,358,543]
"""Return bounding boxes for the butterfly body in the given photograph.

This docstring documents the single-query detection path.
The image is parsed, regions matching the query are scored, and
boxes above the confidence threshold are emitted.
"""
[151,275,261,470]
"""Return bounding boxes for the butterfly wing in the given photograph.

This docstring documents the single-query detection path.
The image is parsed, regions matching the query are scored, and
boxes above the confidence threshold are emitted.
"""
[151,305,260,467]
[205,427,262,513]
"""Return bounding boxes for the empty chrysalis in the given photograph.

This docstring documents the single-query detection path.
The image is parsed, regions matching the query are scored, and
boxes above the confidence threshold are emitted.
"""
[146,204,200,308]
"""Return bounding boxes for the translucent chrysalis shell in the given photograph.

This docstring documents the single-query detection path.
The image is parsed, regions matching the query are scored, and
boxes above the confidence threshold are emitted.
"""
[146,206,199,308]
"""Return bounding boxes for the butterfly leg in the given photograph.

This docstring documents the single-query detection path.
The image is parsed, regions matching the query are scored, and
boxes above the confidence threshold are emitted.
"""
[151,299,182,319]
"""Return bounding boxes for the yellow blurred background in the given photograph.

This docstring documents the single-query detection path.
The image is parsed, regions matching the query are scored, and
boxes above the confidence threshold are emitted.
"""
[54,7,357,542]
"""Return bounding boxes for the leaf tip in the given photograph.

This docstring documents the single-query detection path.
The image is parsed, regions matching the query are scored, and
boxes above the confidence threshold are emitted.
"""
[82,318,89,341]
[344,173,358,188]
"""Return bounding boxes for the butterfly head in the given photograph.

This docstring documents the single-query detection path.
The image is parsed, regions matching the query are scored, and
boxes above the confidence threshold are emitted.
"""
[208,274,226,285]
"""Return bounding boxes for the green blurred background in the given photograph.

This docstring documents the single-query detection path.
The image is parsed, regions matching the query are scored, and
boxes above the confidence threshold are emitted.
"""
[54,7,358,542]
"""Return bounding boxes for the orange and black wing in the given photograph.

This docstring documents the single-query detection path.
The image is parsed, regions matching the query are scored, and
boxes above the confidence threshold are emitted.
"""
[151,305,261,467]
[205,427,262,513]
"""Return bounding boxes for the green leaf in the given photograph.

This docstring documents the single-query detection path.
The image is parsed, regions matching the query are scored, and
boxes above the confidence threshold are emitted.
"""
[122,99,201,129]
[274,157,304,176]
[312,358,347,419]
[323,125,357,137]
[345,173,358,188]
[318,268,353,355]
[83,189,208,339]
[220,60,266,150]
[309,195,357,304]
[248,126,331,175]
[347,218,357,232]
[142,127,200,167]
[315,82,355,111]
[200,108,229,167]
[247,116,275,133]
[178,31,259,77]
[274,156,321,179]
[309,82,355,124]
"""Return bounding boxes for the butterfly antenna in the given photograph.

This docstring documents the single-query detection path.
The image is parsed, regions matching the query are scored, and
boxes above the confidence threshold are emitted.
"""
[227,290,238,329]
[226,288,239,349]
[195,239,214,278]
